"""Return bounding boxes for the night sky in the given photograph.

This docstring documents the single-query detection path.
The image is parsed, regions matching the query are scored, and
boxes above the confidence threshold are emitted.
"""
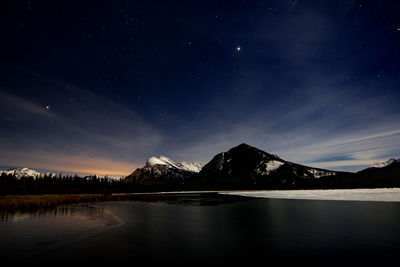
[1,0,399,176]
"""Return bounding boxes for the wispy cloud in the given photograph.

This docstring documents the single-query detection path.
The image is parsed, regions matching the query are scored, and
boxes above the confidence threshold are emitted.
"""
[0,90,57,119]
[0,80,163,175]
[172,79,400,172]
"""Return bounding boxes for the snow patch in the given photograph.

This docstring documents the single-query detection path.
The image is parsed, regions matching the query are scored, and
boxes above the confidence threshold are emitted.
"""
[217,152,225,170]
[307,169,336,178]
[255,160,284,175]
[159,156,180,168]
[265,160,284,172]
[370,158,400,168]
[178,162,203,172]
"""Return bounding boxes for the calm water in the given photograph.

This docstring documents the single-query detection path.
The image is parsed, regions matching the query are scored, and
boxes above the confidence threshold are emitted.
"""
[1,194,400,265]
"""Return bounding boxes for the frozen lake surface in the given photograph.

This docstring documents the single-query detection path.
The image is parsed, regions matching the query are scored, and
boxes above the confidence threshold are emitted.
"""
[1,192,400,265]
[222,188,400,202]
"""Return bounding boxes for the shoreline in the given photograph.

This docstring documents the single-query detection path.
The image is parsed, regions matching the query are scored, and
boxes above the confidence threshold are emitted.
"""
[2,187,400,212]
[0,193,179,212]
[222,187,400,202]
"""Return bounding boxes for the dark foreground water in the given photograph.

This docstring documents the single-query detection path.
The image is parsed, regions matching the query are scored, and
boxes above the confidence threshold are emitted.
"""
[1,193,400,266]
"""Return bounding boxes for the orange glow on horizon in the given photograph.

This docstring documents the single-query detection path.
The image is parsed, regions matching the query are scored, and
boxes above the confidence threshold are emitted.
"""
[1,150,141,177]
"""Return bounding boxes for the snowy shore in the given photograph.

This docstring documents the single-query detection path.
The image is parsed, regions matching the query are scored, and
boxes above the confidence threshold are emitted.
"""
[221,188,400,202]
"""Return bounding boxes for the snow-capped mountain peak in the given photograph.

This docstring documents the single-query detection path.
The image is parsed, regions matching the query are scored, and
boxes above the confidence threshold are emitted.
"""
[145,156,202,172]
[126,156,203,185]
[370,158,400,168]
[0,168,56,179]
[147,156,170,166]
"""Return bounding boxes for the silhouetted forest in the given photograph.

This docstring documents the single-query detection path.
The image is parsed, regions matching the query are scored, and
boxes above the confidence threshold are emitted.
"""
[0,173,138,195]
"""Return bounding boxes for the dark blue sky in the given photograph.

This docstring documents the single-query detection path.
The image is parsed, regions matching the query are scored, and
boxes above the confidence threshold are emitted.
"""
[1,0,399,175]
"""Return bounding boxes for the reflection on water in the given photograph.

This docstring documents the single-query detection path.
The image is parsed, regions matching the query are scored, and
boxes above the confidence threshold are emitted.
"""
[1,206,73,222]
[0,205,119,223]
[56,196,400,265]
[1,194,400,265]
[0,204,122,261]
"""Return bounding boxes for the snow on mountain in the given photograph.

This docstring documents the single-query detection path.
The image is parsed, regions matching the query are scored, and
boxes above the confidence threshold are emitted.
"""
[255,160,285,175]
[306,169,337,178]
[0,168,124,180]
[197,143,345,189]
[177,161,203,173]
[145,156,202,173]
[370,158,400,168]
[0,168,56,179]
[147,156,170,166]
[125,156,203,185]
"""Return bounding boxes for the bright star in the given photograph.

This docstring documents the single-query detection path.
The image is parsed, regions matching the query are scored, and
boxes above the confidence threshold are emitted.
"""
[236,46,241,52]
[45,105,50,109]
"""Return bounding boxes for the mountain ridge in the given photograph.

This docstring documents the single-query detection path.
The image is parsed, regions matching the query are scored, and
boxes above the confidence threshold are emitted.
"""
[125,156,202,186]
[189,143,343,189]
[123,143,399,190]
[2,143,399,191]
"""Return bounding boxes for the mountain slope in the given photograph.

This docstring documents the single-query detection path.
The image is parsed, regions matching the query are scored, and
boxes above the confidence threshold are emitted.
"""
[125,156,202,186]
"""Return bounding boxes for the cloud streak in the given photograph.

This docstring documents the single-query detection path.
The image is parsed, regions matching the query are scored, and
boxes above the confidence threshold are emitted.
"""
[0,90,57,119]
[0,80,163,175]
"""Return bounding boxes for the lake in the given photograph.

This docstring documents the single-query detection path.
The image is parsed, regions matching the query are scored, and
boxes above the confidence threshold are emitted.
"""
[1,192,400,266]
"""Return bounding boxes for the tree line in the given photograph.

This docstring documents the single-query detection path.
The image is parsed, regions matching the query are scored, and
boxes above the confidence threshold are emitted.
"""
[0,172,144,195]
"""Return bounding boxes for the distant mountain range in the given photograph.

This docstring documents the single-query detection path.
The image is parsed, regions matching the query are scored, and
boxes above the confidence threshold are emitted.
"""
[0,168,57,179]
[1,143,399,190]
[0,168,122,180]
[124,143,400,190]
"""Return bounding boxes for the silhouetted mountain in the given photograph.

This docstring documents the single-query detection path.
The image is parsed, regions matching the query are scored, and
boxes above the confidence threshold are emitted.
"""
[189,143,345,190]
[124,144,400,190]
[350,158,400,187]
[2,145,399,194]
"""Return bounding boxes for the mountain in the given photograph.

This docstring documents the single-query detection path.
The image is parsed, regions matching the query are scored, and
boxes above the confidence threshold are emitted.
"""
[350,158,400,187]
[0,168,122,181]
[0,168,56,179]
[369,158,400,168]
[125,156,202,186]
[189,143,346,190]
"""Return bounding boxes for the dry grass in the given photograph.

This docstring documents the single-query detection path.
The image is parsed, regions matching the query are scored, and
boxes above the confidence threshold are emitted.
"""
[0,193,178,212]
[0,194,108,212]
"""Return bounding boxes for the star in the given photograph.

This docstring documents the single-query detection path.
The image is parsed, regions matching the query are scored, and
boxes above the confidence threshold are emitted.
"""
[45,105,50,110]
[236,46,241,52]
